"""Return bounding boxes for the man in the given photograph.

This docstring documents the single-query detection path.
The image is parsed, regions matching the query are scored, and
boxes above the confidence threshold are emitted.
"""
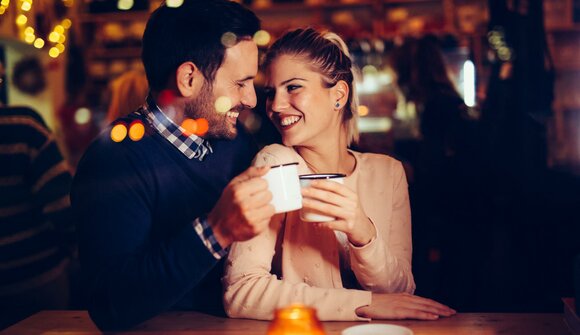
[0,106,75,329]
[71,0,274,330]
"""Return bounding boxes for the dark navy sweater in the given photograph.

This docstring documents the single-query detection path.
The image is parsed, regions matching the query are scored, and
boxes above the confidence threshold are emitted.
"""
[71,113,256,330]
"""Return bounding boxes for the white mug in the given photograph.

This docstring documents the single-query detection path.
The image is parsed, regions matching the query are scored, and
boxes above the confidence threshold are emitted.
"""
[299,173,345,222]
[262,162,302,214]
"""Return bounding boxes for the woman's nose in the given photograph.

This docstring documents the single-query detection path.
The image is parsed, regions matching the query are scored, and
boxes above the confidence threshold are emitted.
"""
[269,92,288,113]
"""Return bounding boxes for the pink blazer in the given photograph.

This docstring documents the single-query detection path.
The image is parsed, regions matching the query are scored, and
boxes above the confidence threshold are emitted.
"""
[223,144,415,321]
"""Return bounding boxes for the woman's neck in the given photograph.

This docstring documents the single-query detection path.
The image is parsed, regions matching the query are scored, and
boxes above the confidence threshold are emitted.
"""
[295,134,355,176]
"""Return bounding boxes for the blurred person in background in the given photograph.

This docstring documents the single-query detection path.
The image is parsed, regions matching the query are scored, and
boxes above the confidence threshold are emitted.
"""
[223,28,455,321]
[389,35,485,311]
[105,70,149,123]
[0,106,76,330]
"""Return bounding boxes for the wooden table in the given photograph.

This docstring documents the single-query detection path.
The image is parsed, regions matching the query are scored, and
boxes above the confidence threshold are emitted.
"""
[1,311,571,335]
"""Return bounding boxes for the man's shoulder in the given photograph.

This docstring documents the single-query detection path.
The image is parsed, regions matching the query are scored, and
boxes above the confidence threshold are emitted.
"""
[78,114,159,172]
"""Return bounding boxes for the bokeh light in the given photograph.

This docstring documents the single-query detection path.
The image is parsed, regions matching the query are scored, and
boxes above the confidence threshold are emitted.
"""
[74,108,91,125]
[357,105,369,117]
[117,0,134,10]
[253,30,271,47]
[49,32,60,43]
[61,19,72,29]
[214,96,232,114]
[195,118,208,136]
[129,121,145,141]
[56,43,65,53]
[166,0,184,7]
[221,32,237,48]
[362,65,378,75]
[24,34,35,44]
[16,14,27,26]
[111,124,128,143]
[33,38,45,49]
[181,118,198,136]
[49,47,60,58]
[54,25,65,34]
[21,1,31,11]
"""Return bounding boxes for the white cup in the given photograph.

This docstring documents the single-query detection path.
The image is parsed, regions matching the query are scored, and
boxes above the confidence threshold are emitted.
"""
[299,173,345,222]
[342,324,414,335]
[262,162,302,214]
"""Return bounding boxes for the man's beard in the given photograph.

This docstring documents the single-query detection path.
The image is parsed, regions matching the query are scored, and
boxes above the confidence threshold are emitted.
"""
[184,82,239,140]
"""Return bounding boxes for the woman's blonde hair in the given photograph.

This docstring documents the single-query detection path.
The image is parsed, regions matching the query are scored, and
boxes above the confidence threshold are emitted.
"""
[263,28,359,145]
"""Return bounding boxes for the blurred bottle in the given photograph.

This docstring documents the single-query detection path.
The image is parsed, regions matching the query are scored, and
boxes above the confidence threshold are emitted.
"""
[267,304,326,335]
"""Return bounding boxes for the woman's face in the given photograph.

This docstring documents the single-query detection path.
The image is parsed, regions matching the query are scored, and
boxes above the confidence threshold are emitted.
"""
[264,54,342,147]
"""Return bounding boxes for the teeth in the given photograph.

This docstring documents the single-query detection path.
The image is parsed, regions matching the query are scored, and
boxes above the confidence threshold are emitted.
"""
[280,116,300,126]
[226,111,239,118]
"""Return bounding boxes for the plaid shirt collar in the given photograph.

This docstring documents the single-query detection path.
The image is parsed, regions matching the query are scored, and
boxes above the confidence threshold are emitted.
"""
[139,94,213,161]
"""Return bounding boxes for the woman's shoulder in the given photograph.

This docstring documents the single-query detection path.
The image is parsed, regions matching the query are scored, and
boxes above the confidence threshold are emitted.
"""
[351,150,405,177]
[253,144,299,167]
[353,150,402,167]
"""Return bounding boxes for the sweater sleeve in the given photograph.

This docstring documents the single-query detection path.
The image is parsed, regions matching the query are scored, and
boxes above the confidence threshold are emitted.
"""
[223,217,371,321]
[348,159,415,294]
[71,139,218,331]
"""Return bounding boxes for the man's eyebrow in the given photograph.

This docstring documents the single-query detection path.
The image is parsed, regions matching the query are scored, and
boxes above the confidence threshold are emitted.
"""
[237,75,255,82]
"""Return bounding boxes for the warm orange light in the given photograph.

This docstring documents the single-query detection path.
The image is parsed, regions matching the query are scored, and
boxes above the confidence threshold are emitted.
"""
[195,118,208,136]
[129,121,145,141]
[181,118,198,136]
[358,105,369,117]
[61,18,72,29]
[111,124,127,142]
[267,304,326,335]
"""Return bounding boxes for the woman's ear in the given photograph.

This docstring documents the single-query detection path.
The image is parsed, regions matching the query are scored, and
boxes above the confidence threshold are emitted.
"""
[332,80,349,110]
[176,62,204,98]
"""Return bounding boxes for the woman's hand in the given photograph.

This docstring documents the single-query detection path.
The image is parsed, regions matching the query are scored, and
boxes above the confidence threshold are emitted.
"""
[301,180,375,246]
[356,292,456,320]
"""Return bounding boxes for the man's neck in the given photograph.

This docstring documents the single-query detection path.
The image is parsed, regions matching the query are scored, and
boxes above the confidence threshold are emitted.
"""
[150,91,187,125]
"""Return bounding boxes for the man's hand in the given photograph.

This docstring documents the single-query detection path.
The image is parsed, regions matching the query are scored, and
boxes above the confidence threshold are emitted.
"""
[356,292,456,320]
[208,166,275,248]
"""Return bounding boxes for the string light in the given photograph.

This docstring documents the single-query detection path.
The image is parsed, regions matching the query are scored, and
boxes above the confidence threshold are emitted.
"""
[7,0,73,58]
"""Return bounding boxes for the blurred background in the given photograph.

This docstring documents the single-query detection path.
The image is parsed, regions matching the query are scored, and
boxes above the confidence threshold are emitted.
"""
[0,0,579,314]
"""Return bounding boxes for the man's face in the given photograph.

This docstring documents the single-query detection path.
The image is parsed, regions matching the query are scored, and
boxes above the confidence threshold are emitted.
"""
[185,40,258,139]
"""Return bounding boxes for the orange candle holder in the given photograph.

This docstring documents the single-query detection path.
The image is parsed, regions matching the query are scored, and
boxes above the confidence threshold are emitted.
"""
[267,304,327,335]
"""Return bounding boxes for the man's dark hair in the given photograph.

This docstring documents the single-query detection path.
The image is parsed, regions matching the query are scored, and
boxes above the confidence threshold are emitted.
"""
[142,0,260,92]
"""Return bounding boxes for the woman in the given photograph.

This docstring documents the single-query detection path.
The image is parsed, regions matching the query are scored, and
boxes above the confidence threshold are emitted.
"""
[223,28,455,321]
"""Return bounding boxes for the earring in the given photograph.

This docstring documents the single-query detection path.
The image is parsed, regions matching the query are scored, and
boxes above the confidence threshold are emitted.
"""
[335,102,340,108]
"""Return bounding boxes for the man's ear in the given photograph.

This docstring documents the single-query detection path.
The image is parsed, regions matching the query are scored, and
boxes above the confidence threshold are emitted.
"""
[176,61,204,98]
[332,80,349,109]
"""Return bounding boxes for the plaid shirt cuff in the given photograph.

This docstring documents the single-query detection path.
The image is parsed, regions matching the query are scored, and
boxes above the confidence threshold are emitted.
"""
[193,216,228,260]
